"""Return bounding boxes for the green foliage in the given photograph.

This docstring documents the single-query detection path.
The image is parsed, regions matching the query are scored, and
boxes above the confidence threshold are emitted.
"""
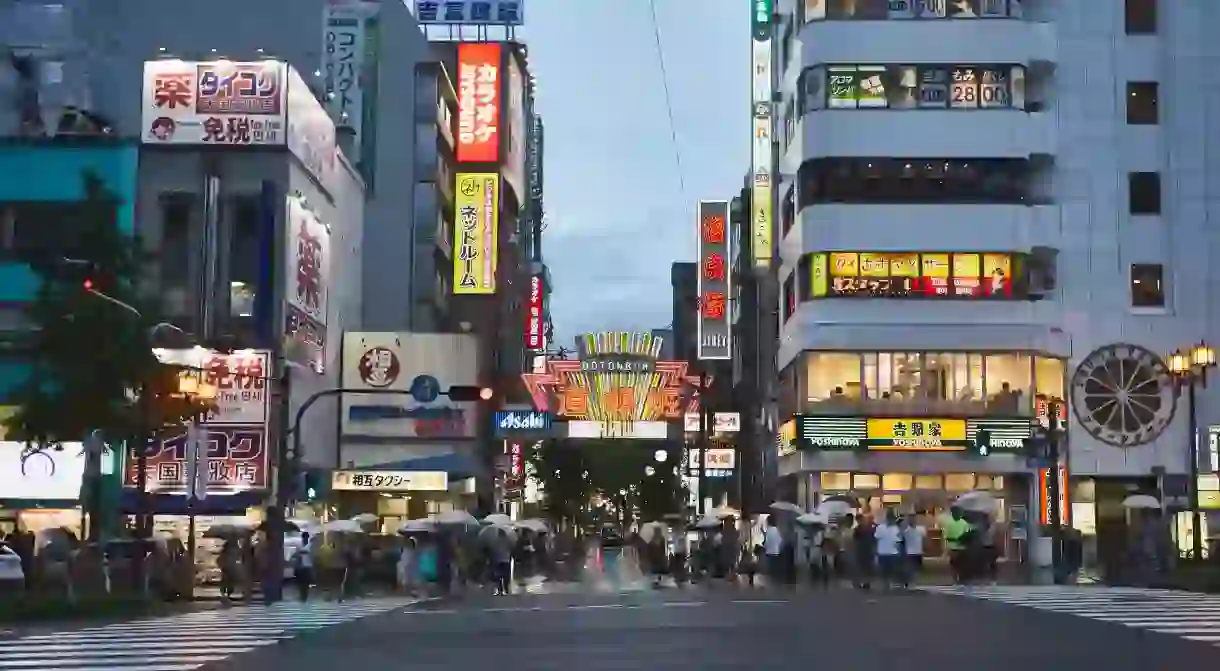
[3,172,210,457]
[529,440,593,522]
[529,440,684,524]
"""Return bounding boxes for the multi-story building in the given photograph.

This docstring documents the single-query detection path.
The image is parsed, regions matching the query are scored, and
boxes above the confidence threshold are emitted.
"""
[772,0,1219,565]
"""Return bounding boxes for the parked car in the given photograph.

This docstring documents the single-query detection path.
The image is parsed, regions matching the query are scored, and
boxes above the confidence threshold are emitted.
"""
[0,542,24,588]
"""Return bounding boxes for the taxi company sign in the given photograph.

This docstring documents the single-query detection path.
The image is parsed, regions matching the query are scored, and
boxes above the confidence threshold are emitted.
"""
[331,470,449,492]
[796,416,1030,452]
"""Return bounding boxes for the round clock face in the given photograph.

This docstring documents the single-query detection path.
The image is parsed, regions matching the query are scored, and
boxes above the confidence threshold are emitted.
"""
[1071,343,1176,447]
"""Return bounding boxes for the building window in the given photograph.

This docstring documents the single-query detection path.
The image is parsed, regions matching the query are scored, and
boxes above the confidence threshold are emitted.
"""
[1128,172,1161,215]
[806,0,1017,21]
[799,158,1029,206]
[1126,82,1159,125]
[1125,0,1157,34]
[816,64,1025,111]
[1130,263,1165,307]
[782,272,795,323]
[781,185,796,236]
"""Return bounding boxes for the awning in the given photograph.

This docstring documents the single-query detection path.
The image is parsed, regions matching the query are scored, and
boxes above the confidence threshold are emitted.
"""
[362,451,484,479]
[118,490,266,515]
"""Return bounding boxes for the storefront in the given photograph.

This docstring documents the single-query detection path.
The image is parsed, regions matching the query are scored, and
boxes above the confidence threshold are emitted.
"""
[0,440,121,536]
[781,415,1038,560]
[330,468,469,533]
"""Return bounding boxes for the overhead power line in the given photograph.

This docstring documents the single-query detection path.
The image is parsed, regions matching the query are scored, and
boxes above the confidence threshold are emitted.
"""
[648,0,688,204]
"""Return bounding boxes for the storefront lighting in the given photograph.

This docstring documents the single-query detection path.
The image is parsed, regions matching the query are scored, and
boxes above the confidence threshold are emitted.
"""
[654,449,668,463]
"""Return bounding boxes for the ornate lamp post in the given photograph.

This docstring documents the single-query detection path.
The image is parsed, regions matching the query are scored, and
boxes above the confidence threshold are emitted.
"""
[1167,341,1216,561]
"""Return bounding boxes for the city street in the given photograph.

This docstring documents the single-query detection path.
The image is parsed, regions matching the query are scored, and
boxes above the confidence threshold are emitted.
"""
[211,584,1220,670]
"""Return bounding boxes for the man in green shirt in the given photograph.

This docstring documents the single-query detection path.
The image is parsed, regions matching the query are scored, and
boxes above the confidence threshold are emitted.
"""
[943,506,973,584]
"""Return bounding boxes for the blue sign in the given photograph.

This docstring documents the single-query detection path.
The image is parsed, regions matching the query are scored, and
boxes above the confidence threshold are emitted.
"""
[409,375,442,404]
[494,410,552,433]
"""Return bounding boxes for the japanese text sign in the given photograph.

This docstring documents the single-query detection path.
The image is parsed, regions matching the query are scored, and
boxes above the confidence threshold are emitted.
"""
[808,251,1021,299]
[751,36,773,268]
[415,0,524,25]
[141,60,287,146]
[453,173,500,294]
[526,273,544,350]
[124,426,268,494]
[697,200,732,360]
[331,470,449,492]
[152,348,271,426]
[322,2,376,163]
[866,418,968,450]
[456,43,502,163]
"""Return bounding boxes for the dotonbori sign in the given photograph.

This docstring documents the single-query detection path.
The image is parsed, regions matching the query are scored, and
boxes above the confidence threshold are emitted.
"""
[525,273,544,350]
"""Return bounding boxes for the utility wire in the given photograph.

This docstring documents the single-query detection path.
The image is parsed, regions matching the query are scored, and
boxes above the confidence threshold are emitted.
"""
[647,0,688,204]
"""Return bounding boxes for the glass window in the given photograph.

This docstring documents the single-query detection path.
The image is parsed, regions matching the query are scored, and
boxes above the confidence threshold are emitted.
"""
[1130,263,1165,307]
[828,67,859,108]
[1129,172,1162,215]
[991,476,1004,490]
[862,353,879,398]
[976,474,993,490]
[882,473,913,491]
[803,66,825,112]
[923,353,957,402]
[944,473,975,491]
[1125,0,1157,34]
[854,473,881,489]
[806,353,862,401]
[1034,357,1066,404]
[1126,82,1159,125]
[915,475,943,490]
[985,353,1031,414]
[821,472,852,490]
[888,353,922,400]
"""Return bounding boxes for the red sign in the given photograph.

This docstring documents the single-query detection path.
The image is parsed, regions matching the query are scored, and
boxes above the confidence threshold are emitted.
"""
[504,441,524,492]
[456,43,501,163]
[521,359,701,421]
[124,427,269,494]
[1037,465,1068,526]
[526,274,544,350]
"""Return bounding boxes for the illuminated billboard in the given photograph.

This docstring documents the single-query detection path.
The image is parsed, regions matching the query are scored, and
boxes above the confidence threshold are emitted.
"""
[521,331,701,439]
[751,14,774,268]
[456,43,502,163]
[697,200,731,360]
[807,251,1025,299]
[453,173,499,294]
[795,416,1032,453]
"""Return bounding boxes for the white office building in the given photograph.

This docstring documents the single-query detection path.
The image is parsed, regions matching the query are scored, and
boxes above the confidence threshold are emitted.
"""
[773,0,1219,564]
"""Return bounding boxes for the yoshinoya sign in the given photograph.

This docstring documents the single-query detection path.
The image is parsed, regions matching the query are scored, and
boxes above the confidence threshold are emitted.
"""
[341,332,481,439]
[795,416,1031,452]
[141,60,287,145]
[414,0,524,25]
[697,201,732,360]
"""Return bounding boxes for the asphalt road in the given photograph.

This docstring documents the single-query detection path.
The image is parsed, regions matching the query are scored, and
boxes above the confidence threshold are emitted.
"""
[200,584,1220,671]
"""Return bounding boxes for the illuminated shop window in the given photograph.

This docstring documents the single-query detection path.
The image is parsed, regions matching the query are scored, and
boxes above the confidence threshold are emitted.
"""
[802,0,1019,22]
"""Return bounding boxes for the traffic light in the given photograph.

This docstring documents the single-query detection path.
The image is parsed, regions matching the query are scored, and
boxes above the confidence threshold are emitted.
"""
[972,429,992,457]
[297,469,324,502]
[447,385,494,402]
[83,278,94,291]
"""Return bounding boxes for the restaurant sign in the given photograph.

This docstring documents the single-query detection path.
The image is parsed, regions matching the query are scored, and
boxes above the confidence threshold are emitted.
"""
[796,416,1031,453]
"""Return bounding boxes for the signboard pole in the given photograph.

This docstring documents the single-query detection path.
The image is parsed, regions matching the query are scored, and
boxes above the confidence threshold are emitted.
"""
[263,361,292,604]
[697,371,708,516]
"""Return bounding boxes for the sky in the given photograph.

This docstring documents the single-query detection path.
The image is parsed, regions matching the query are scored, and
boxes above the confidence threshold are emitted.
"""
[524,0,751,349]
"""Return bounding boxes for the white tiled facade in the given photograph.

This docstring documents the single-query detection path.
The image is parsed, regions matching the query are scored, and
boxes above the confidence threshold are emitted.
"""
[774,0,1220,479]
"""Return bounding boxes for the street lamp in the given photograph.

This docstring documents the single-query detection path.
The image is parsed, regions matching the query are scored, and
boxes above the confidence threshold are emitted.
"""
[654,449,668,463]
[644,466,655,477]
[1168,341,1216,561]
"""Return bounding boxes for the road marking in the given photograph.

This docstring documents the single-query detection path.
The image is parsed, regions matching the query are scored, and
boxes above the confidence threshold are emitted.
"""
[731,599,788,605]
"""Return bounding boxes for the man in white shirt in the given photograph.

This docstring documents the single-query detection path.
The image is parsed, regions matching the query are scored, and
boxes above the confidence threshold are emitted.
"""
[873,511,903,590]
[900,515,927,588]
[763,517,783,584]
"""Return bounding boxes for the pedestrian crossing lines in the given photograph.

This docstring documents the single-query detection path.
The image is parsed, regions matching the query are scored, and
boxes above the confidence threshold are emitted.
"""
[918,585,1220,647]
[0,597,421,671]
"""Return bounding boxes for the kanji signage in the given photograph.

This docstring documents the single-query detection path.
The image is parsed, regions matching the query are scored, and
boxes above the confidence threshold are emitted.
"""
[322,2,379,165]
[525,273,544,350]
[456,43,502,163]
[795,416,1031,453]
[331,470,449,492]
[415,0,524,25]
[521,359,700,423]
[751,4,774,268]
[284,194,330,373]
[125,427,269,494]
[141,60,287,146]
[807,251,1025,299]
[452,173,499,294]
[697,200,732,360]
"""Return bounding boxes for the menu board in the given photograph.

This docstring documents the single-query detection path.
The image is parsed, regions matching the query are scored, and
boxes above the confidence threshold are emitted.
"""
[808,251,1021,299]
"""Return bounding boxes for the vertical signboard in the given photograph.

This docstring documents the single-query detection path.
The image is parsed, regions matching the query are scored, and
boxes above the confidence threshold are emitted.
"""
[697,200,732,360]
[453,173,500,294]
[525,273,544,350]
[141,60,287,146]
[283,194,330,373]
[751,1,774,268]
[456,43,502,164]
[323,2,380,169]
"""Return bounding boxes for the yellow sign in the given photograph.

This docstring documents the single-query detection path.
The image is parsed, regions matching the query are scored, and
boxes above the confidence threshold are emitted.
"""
[752,174,772,267]
[889,253,919,276]
[866,418,967,450]
[859,253,889,277]
[331,470,449,492]
[810,253,828,297]
[453,173,499,295]
[922,253,950,278]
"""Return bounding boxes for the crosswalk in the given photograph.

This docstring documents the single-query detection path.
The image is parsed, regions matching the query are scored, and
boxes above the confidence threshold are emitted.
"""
[919,585,1220,647]
[0,597,422,670]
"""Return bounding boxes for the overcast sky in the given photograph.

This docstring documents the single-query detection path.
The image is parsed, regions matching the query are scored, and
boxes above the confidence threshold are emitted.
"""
[524,0,750,349]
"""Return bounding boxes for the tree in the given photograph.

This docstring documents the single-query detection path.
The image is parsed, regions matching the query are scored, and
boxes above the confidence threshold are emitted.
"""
[529,439,593,524]
[3,172,208,474]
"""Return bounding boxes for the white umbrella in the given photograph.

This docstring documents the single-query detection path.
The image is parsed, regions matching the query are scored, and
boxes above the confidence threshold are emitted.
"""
[695,515,722,530]
[639,521,667,540]
[479,524,517,543]
[769,501,803,514]
[515,518,548,533]
[1122,494,1161,510]
[320,519,364,534]
[350,513,379,525]
[954,491,999,512]
[482,513,514,527]
[796,512,829,526]
[815,500,854,518]
[398,519,436,534]
[436,509,478,526]
[713,505,740,519]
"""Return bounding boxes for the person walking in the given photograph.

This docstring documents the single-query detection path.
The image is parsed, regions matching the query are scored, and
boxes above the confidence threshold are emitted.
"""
[943,506,974,585]
[290,532,314,602]
[491,528,513,596]
[851,514,877,590]
[874,511,903,590]
[397,537,417,595]
[763,516,783,586]
[900,515,927,587]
